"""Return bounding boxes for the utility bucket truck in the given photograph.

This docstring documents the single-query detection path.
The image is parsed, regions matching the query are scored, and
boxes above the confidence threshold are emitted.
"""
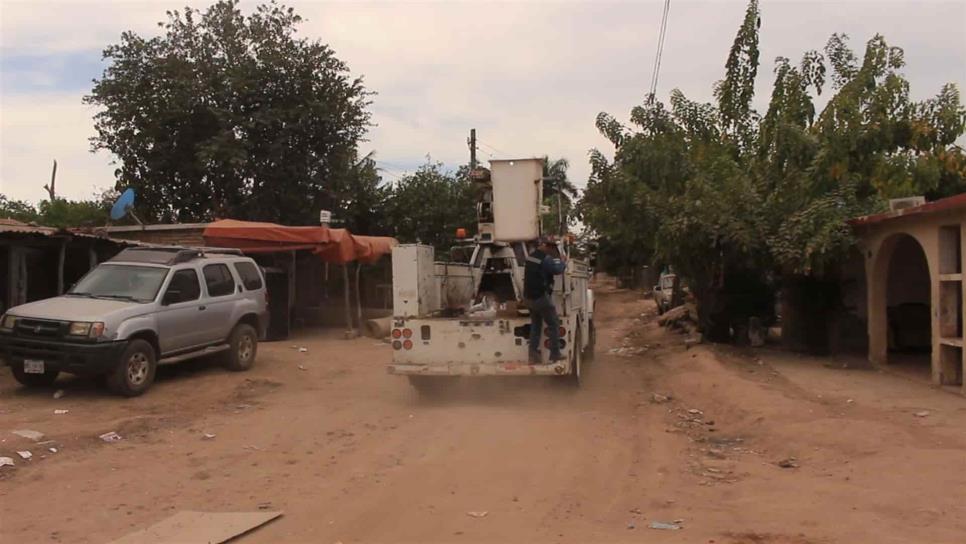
[387,158,595,394]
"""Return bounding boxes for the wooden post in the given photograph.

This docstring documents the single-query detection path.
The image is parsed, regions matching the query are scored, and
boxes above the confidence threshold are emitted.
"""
[57,239,67,294]
[343,263,355,337]
[355,262,364,332]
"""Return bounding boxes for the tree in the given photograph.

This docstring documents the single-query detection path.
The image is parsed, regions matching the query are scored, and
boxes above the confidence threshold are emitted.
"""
[383,162,477,252]
[541,156,578,235]
[0,191,115,228]
[85,0,372,225]
[578,0,966,341]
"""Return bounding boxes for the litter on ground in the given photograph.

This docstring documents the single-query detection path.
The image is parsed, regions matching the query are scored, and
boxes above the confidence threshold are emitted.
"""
[12,430,45,441]
[649,521,682,530]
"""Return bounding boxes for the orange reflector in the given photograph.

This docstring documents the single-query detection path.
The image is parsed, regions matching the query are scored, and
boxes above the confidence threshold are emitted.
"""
[456,228,467,239]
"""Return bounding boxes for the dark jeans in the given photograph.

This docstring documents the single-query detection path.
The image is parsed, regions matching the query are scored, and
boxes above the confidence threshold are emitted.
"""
[528,294,562,358]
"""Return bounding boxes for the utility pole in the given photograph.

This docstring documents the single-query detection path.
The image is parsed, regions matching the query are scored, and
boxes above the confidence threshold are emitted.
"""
[468,128,477,170]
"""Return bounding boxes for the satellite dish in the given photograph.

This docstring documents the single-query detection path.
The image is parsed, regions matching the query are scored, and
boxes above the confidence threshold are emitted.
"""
[110,188,142,224]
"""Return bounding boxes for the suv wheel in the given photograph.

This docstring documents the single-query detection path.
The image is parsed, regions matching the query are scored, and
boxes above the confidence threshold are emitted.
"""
[11,363,60,388]
[225,323,258,372]
[107,339,157,397]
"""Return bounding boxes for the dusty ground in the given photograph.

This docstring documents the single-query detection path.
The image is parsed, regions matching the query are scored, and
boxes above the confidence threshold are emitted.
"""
[2,279,966,544]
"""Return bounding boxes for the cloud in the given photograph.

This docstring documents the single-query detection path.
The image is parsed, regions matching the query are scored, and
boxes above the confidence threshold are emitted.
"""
[2,0,964,204]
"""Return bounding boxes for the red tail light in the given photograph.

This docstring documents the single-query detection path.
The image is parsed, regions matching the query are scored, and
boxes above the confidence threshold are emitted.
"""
[391,329,402,339]
[402,328,413,339]
[403,339,414,350]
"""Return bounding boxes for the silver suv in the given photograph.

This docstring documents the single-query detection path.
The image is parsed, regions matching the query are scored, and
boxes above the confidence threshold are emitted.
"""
[0,247,269,396]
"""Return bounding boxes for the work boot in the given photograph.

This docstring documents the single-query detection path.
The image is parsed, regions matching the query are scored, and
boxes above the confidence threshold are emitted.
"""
[528,350,542,364]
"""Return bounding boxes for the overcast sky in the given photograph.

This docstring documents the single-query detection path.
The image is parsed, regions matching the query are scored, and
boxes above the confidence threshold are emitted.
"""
[1,0,964,204]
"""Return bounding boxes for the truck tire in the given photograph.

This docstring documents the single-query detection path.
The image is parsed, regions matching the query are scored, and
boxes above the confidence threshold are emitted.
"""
[560,329,582,388]
[107,339,157,397]
[583,319,596,363]
[10,362,60,388]
[224,323,258,372]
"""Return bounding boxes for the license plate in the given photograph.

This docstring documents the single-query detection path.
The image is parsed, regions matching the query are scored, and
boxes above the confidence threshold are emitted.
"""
[24,359,45,374]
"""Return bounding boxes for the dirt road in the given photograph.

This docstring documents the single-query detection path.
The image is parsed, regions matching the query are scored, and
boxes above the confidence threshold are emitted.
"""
[2,281,966,543]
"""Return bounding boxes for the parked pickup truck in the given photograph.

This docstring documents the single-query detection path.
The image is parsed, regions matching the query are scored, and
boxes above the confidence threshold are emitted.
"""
[0,247,269,396]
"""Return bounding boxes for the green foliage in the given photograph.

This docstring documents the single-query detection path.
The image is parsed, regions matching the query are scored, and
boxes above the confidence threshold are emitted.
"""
[84,0,372,224]
[542,157,578,235]
[578,0,966,334]
[0,195,39,223]
[383,162,477,251]
[0,192,115,229]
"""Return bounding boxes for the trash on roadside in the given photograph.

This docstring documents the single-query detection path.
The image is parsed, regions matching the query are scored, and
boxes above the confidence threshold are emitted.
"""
[99,431,123,442]
[914,410,930,418]
[202,433,216,440]
[846,399,854,404]
[629,507,642,515]
[673,518,685,524]
[53,389,65,399]
[0,456,14,468]
[466,511,488,518]
[627,521,636,529]
[649,521,682,530]
[12,429,45,441]
[257,502,273,510]
[49,447,58,453]
[650,393,671,404]
[17,450,32,460]
[298,347,308,353]
[688,409,703,415]
[298,365,307,371]
[54,409,69,415]
[777,457,799,468]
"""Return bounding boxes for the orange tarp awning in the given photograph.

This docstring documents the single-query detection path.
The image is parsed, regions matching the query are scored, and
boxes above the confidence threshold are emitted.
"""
[202,219,397,264]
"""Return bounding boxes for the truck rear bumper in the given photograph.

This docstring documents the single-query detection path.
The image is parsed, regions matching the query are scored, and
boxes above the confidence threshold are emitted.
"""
[388,361,569,377]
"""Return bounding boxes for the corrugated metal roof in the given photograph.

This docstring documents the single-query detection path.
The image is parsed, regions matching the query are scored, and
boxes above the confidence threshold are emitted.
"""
[849,192,966,227]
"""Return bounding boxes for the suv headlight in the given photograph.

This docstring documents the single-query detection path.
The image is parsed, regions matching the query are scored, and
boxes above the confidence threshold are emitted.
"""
[68,321,105,338]
[0,314,16,331]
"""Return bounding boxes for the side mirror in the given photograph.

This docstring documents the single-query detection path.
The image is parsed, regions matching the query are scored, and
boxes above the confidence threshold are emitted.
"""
[162,289,182,306]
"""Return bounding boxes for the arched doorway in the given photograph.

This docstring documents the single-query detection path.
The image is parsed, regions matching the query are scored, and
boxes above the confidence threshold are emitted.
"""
[882,234,932,374]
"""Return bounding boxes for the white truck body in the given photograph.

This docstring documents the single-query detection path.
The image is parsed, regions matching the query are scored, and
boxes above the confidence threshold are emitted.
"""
[387,158,595,386]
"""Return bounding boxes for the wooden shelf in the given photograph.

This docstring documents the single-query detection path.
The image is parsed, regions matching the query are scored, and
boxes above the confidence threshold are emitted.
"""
[940,273,963,282]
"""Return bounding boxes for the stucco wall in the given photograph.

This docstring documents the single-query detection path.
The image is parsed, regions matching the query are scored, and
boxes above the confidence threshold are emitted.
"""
[858,207,965,392]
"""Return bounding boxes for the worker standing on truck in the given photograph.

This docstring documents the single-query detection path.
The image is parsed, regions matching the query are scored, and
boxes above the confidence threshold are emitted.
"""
[525,238,567,364]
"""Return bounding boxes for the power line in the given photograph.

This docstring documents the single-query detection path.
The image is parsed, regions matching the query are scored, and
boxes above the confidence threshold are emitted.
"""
[478,140,510,158]
[648,0,671,100]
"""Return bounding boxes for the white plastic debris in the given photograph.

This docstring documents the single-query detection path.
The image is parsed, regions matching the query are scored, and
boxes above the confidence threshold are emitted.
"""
[54,409,69,415]
[99,431,123,442]
[17,450,32,460]
[49,447,58,453]
[914,411,930,418]
[466,511,488,518]
[298,365,307,371]
[649,521,682,530]
[298,347,308,353]
[202,433,216,440]
[12,429,45,441]
[53,389,65,399]
[0,457,14,468]
[688,409,703,415]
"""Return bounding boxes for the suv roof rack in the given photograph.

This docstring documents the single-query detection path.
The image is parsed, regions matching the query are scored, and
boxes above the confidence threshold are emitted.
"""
[108,247,245,265]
